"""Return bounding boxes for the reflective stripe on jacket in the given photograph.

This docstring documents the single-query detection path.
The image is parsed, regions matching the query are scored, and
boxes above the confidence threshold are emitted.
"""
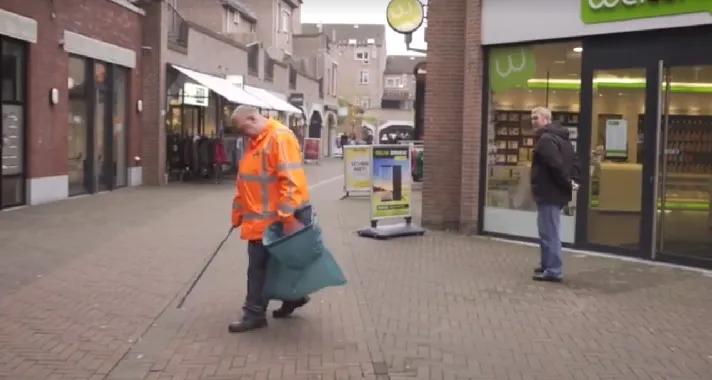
[232,119,310,240]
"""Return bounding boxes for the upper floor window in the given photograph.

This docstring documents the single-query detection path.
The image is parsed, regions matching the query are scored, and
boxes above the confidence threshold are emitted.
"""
[355,50,369,62]
[385,76,403,88]
[225,10,240,33]
[281,10,291,33]
[331,63,337,94]
[358,70,370,85]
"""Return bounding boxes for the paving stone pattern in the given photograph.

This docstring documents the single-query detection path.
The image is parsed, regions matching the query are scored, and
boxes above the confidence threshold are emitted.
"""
[0,162,341,380]
[2,159,712,380]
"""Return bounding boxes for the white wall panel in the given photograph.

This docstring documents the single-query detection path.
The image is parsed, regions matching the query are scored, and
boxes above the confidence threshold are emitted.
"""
[482,0,712,45]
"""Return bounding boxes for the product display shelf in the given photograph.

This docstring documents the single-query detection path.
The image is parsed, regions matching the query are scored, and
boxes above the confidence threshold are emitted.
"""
[637,114,712,174]
[493,110,580,166]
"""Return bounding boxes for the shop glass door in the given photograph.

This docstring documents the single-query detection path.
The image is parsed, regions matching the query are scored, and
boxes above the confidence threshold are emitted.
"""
[94,62,110,191]
[586,67,648,251]
[654,63,712,264]
[1,38,26,209]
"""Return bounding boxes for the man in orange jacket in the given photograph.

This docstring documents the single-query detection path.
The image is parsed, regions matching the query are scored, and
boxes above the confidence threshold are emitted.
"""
[228,105,311,333]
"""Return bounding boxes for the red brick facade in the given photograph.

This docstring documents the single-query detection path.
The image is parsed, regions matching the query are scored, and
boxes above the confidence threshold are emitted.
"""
[421,0,483,232]
[3,0,143,179]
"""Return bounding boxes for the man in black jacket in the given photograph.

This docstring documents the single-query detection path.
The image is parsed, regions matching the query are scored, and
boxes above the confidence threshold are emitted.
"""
[530,107,580,282]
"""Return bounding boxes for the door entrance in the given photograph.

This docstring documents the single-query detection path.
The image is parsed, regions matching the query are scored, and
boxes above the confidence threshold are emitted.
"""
[653,63,712,266]
[579,26,712,268]
[584,67,648,251]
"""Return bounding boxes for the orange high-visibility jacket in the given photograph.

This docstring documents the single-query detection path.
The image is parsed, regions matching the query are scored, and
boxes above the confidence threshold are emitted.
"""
[232,119,310,240]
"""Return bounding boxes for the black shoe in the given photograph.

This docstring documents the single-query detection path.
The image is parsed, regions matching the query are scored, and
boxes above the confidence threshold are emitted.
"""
[272,297,310,319]
[228,318,267,333]
[533,273,563,283]
[534,267,544,274]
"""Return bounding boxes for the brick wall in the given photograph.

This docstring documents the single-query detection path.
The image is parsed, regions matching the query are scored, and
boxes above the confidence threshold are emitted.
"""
[140,0,166,186]
[421,0,483,232]
[3,0,143,179]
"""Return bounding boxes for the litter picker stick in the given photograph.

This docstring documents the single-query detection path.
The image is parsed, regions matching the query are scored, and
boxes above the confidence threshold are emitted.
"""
[177,226,235,308]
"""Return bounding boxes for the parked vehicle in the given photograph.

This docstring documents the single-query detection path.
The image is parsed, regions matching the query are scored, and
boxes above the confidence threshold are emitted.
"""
[376,120,414,144]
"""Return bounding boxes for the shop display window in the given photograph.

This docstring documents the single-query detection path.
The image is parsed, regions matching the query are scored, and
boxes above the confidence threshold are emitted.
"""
[113,67,128,188]
[483,41,582,242]
[68,56,89,196]
[1,38,26,208]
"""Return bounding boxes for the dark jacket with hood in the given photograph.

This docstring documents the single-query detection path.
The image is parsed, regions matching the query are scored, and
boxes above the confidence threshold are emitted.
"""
[531,122,581,207]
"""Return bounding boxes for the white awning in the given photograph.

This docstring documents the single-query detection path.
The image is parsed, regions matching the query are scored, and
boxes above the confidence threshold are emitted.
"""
[244,85,303,114]
[171,65,268,108]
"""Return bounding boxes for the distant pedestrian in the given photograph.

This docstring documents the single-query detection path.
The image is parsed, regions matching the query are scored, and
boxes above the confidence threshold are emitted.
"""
[529,107,580,282]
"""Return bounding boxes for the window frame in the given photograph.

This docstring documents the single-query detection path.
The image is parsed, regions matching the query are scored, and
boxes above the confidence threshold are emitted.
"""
[358,70,370,85]
[385,76,403,88]
[358,97,371,109]
[281,10,290,33]
[355,49,370,62]
[225,9,240,33]
[479,40,584,243]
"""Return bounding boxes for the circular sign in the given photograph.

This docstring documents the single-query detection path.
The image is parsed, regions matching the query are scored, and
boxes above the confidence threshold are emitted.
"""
[386,0,424,34]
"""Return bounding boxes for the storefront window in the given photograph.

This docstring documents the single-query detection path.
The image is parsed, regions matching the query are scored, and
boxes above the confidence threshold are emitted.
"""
[94,62,108,191]
[204,92,217,135]
[68,56,89,196]
[113,67,128,187]
[483,41,582,242]
[1,39,26,208]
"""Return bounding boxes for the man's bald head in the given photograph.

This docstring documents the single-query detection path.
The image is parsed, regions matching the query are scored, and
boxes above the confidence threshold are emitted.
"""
[230,105,267,137]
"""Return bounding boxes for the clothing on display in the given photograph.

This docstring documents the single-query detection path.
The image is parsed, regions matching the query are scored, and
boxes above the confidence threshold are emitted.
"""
[166,134,229,182]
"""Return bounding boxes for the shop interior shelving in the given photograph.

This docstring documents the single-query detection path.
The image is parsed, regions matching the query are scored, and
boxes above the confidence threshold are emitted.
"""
[493,110,580,166]
[637,114,712,174]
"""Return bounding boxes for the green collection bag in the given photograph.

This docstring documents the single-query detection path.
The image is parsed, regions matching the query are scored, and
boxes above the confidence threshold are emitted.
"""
[262,206,347,301]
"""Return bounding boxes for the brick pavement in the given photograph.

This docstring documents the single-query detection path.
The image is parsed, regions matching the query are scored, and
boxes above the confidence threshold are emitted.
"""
[108,180,712,380]
[0,161,343,380]
[2,159,712,380]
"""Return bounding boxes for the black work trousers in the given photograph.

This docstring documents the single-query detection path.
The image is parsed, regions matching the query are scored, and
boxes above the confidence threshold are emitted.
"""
[243,240,305,320]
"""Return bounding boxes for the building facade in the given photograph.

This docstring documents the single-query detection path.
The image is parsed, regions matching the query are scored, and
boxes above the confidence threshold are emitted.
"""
[1,0,144,209]
[0,0,333,210]
[293,30,339,155]
[140,0,326,186]
[365,54,424,125]
[302,23,387,112]
[424,0,712,268]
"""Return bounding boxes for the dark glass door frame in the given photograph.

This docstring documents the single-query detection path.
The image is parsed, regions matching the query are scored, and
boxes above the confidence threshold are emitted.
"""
[575,47,660,259]
[72,55,126,193]
[652,58,712,269]
[576,25,712,268]
[0,37,28,210]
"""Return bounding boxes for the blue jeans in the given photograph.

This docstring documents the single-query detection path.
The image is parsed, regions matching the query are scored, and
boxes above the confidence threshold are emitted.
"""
[536,202,563,277]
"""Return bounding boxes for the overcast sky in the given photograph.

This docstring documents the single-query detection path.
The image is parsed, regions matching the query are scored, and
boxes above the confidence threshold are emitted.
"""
[300,0,427,55]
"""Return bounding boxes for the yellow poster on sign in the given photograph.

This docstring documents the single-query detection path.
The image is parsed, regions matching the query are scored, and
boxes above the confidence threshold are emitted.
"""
[343,145,371,193]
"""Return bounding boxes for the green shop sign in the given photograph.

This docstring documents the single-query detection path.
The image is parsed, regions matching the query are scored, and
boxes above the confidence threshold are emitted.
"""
[581,0,712,24]
[488,47,536,92]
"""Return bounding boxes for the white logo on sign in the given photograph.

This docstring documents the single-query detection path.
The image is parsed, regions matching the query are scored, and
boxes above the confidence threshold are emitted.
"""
[389,3,412,19]
[588,0,640,10]
[494,50,527,78]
